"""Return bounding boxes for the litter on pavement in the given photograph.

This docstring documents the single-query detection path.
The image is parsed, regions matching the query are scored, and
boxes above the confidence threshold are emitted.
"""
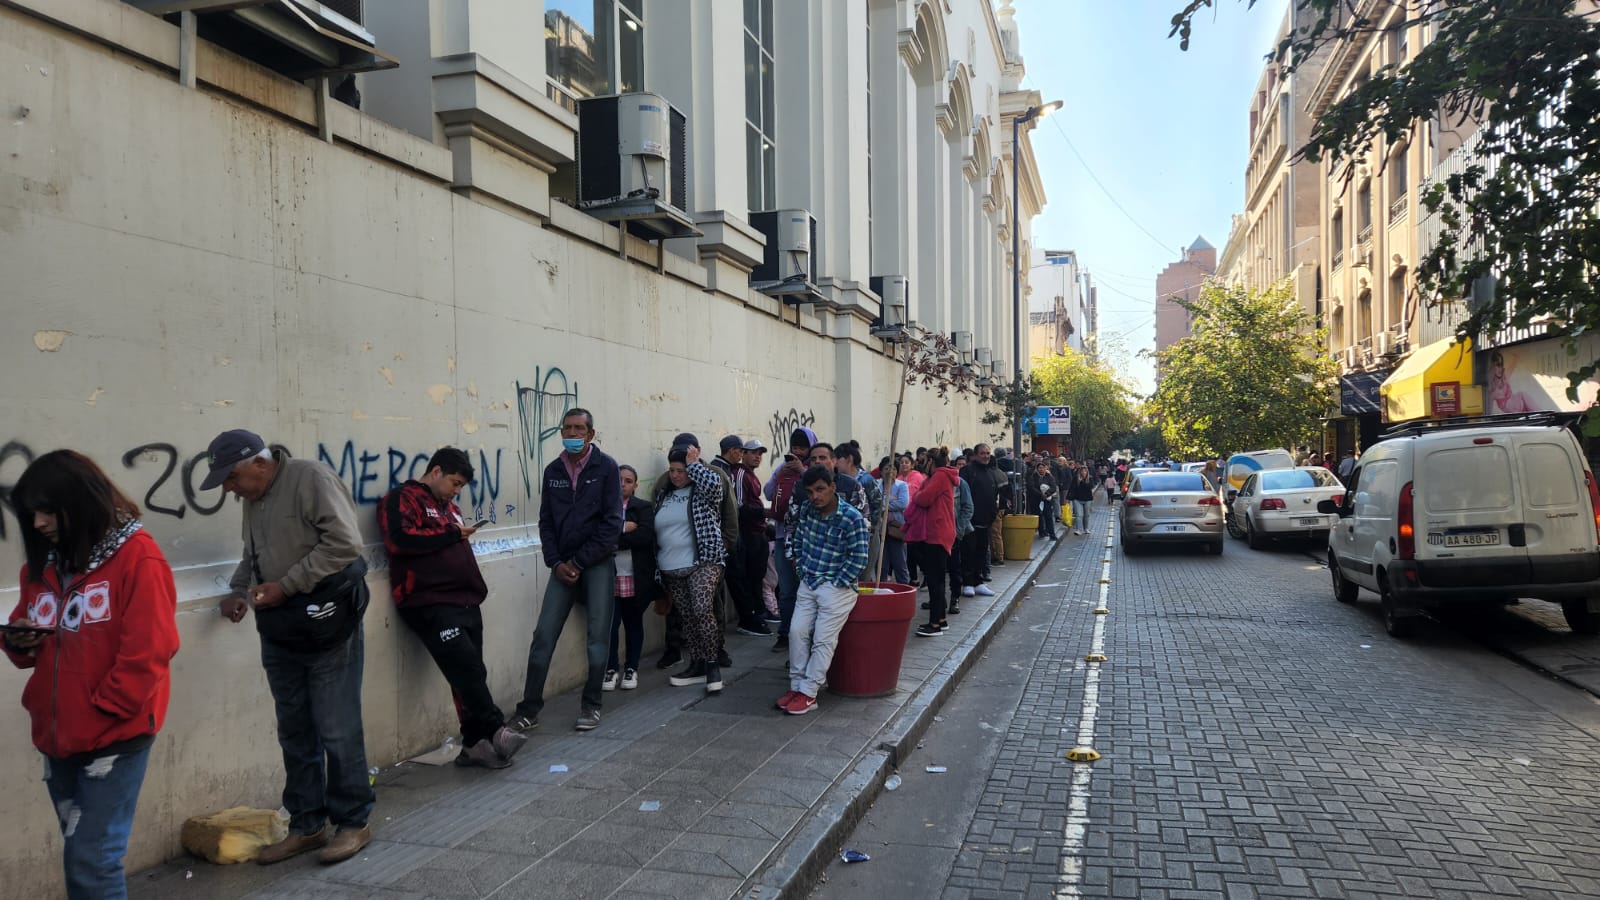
[885,774,902,791]
[841,849,871,863]
[549,764,568,773]
[639,801,661,811]
[925,765,948,773]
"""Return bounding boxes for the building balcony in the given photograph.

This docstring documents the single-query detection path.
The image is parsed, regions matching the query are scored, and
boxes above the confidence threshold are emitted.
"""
[1332,248,1344,271]
[1389,195,1408,223]
[1357,224,1373,244]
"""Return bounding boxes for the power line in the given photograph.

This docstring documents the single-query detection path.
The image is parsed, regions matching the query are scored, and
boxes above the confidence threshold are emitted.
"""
[1036,112,1178,258]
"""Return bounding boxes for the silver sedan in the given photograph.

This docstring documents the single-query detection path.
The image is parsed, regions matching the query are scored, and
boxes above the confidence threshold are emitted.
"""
[1119,471,1225,555]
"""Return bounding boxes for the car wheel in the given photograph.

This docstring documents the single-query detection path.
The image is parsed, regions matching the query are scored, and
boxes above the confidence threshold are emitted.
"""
[1245,516,1266,550]
[1209,539,1224,556]
[1226,511,1245,539]
[1379,577,1416,639]
[1121,535,1139,556]
[1329,553,1358,604]
[1561,599,1600,635]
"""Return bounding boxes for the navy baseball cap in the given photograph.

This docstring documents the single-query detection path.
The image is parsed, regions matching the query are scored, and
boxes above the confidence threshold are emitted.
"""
[670,432,700,454]
[719,434,744,454]
[200,429,266,490]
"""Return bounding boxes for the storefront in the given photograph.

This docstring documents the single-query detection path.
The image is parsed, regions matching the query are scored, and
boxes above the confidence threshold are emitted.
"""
[1380,337,1482,423]
[1330,368,1391,456]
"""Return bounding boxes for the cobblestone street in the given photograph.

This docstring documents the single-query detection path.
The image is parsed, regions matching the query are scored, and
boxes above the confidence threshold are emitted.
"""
[815,506,1600,900]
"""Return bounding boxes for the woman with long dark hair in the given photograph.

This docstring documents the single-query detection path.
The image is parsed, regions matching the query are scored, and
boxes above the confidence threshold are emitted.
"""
[2,450,180,900]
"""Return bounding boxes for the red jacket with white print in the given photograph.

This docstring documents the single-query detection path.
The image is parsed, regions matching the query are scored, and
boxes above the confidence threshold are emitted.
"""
[4,526,180,759]
[378,480,488,609]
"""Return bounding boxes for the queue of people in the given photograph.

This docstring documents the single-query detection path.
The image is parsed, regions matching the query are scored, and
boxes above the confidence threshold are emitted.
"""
[3,413,1047,897]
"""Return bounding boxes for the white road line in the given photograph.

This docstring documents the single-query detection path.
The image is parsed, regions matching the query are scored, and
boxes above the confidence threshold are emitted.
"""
[1057,515,1115,899]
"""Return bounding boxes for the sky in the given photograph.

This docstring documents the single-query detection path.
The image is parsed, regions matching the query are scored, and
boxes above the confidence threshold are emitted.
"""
[1015,0,1290,395]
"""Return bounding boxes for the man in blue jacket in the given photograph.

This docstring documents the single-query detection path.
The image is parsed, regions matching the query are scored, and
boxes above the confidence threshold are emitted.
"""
[511,408,624,733]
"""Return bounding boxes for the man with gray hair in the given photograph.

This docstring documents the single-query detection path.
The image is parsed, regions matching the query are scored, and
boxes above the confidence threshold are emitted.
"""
[204,429,375,865]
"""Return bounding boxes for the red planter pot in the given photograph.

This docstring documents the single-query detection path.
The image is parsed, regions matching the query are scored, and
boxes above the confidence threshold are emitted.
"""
[826,581,917,698]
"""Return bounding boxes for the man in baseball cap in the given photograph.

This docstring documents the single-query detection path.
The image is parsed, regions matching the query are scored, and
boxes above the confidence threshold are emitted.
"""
[199,428,268,491]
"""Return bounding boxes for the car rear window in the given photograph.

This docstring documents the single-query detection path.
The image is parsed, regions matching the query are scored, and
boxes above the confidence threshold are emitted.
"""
[1133,473,1207,492]
[1261,469,1339,490]
[1422,445,1514,511]
[1518,442,1579,508]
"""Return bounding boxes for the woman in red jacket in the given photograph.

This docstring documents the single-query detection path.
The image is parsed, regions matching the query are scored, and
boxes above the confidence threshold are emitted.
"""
[910,447,959,637]
[2,450,180,900]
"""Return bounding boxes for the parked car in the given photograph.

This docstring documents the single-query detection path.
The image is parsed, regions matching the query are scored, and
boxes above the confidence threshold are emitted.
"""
[1231,466,1346,549]
[1119,465,1170,495]
[1321,414,1600,638]
[1222,449,1296,538]
[1120,471,1224,555]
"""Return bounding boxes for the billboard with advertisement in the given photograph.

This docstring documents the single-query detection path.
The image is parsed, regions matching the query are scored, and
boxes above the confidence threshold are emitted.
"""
[1487,336,1600,415]
[1027,406,1072,435]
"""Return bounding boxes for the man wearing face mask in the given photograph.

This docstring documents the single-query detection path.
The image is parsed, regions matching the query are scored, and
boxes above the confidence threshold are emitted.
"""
[510,408,624,734]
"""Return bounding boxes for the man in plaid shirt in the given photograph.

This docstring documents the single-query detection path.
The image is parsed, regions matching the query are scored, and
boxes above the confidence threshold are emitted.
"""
[777,465,870,716]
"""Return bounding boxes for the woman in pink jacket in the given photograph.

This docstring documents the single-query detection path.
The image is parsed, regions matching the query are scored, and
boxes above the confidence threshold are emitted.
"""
[909,448,959,637]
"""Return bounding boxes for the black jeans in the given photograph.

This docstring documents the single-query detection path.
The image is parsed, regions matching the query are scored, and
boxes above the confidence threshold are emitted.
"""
[720,534,767,627]
[260,627,375,835]
[398,604,504,747]
[608,594,649,671]
[947,537,964,597]
[914,542,950,623]
[961,526,990,587]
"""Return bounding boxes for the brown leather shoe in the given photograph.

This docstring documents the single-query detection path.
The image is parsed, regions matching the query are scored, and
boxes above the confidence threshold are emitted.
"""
[255,825,329,865]
[317,826,372,864]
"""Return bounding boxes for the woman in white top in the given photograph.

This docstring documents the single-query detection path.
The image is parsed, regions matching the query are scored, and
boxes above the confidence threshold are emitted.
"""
[650,443,727,694]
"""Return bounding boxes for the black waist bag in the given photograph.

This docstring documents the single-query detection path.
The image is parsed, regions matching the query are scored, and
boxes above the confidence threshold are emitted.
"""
[254,558,370,653]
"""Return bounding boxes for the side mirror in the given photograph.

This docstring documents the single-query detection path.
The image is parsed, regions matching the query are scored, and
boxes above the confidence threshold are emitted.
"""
[1316,499,1342,515]
[1226,490,1238,502]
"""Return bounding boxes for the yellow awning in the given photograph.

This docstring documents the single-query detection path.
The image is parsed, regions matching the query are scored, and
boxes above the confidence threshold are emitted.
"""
[1380,337,1475,422]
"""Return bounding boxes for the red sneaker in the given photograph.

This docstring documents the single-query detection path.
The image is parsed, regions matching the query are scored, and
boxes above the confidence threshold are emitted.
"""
[785,693,818,716]
[775,690,797,710]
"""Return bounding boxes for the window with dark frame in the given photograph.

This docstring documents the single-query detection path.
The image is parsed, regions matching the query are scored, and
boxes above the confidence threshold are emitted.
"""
[744,0,777,213]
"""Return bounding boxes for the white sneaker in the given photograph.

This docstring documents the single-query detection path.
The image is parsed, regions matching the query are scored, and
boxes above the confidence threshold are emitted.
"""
[621,668,638,690]
[961,587,976,597]
[974,585,995,597]
[601,669,619,692]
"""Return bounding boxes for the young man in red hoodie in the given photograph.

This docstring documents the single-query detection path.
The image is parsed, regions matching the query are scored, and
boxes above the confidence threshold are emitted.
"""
[379,447,526,769]
[4,450,180,900]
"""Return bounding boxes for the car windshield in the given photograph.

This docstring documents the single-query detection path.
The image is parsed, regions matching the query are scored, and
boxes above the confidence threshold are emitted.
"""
[1133,473,1207,492]
[1261,469,1340,491]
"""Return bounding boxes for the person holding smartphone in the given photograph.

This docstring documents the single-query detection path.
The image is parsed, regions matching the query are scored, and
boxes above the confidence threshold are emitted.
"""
[3,450,180,900]
[379,447,525,769]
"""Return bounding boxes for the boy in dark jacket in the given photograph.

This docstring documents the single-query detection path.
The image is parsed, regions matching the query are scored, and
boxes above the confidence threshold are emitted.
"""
[379,447,526,769]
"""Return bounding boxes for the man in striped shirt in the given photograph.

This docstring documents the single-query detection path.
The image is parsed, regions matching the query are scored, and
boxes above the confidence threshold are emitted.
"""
[777,465,870,716]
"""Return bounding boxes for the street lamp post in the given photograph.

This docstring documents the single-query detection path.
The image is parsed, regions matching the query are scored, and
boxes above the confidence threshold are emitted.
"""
[1010,99,1062,462]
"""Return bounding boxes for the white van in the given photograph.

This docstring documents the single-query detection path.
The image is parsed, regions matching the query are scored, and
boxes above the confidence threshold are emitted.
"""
[1321,415,1600,638]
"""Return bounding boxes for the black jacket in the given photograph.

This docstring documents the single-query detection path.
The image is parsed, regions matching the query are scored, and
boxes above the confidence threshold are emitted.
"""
[1026,472,1058,511]
[1067,474,1096,502]
[538,448,624,571]
[616,498,661,602]
[961,461,1009,526]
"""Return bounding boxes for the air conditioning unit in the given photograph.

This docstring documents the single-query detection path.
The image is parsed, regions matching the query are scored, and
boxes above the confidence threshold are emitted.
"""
[1341,347,1357,369]
[869,275,911,342]
[570,93,696,240]
[1373,332,1393,356]
[750,210,822,302]
[975,347,993,367]
[990,358,1006,382]
[951,331,974,364]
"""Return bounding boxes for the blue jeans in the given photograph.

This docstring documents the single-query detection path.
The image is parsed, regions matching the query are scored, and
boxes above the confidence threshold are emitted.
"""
[883,538,909,584]
[775,534,800,638]
[43,744,151,900]
[517,559,616,718]
[1071,499,1092,531]
[260,627,375,835]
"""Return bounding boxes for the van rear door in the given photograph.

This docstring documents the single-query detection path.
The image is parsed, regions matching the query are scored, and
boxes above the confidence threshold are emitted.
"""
[1512,433,1600,583]
[1413,437,1530,585]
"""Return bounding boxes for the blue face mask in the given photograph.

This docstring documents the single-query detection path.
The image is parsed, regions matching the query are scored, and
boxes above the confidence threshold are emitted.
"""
[562,438,586,454]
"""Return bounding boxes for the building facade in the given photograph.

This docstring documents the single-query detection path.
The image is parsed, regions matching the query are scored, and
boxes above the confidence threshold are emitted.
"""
[1154,236,1217,353]
[1027,248,1095,360]
[1215,9,1325,323]
[0,0,1053,891]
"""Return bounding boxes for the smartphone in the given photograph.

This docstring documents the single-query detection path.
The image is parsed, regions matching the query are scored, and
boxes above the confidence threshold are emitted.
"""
[0,623,56,636]
[471,518,490,529]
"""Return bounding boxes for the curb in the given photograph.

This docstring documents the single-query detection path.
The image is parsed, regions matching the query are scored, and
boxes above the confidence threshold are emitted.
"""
[739,538,1065,900]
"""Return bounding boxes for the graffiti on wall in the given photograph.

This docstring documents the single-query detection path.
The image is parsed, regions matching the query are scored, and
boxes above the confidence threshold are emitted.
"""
[316,442,508,521]
[0,438,515,541]
[768,408,816,452]
[516,366,579,497]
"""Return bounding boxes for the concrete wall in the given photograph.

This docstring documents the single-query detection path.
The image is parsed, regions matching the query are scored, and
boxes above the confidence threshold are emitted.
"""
[0,3,990,894]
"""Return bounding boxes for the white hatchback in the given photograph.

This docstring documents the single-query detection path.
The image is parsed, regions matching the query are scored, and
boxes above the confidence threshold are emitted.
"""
[1232,467,1346,549]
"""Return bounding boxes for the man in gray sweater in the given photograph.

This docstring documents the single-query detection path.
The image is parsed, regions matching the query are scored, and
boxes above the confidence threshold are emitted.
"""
[205,429,375,866]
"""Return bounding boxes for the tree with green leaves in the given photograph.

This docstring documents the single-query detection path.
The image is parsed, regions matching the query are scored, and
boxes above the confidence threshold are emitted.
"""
[1171,0,1600,395]
[1028,350,1139,458]
[1147,281,1337,459]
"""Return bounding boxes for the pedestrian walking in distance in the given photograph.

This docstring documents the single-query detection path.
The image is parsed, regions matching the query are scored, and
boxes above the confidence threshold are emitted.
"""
[207,428,375,865]
[379,447,526,770]
[778,465,871,715]
[511,408,624,734]
[4,450,180,900]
